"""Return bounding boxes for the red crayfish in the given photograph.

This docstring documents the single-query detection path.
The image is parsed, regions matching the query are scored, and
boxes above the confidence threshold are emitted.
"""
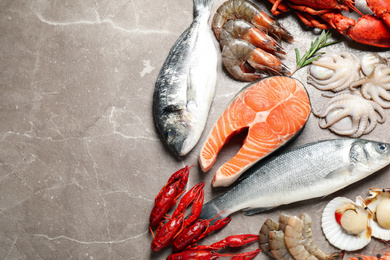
[149,165,261,259]
[149,165,191,228]
[167,235,260,260]
[151,181,205,251]
[266,0,390,47]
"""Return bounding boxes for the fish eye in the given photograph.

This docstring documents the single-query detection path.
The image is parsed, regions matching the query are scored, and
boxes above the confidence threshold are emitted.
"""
[167,129,175,139]
[376,143,388,153]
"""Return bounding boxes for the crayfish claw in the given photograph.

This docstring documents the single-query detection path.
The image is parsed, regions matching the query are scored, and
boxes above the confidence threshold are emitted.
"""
[218,234,259,248]
[230,248,261,260]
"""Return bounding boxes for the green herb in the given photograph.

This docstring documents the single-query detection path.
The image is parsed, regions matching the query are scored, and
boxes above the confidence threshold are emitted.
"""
[292,30,340,75]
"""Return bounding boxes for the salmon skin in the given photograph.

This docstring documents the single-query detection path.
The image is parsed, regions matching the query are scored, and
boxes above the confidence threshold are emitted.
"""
[198,139,390,221]
[199,76,311,187]
[153,0,217,157]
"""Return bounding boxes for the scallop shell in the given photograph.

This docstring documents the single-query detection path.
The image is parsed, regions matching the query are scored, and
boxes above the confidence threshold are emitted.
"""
[322,196,372,251]
[364,188,390,240]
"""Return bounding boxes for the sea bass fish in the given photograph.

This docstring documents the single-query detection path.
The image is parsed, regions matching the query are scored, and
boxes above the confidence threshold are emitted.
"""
[199,139,390,220]
[153,0,218,157]
[199,76,311,187]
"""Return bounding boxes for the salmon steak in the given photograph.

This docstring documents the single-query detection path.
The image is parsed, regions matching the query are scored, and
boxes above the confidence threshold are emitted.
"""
[199,76,311,187]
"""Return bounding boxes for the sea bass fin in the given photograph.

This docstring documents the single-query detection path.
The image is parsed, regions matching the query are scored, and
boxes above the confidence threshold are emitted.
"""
[324,165,354,180]
[244,207,272,216]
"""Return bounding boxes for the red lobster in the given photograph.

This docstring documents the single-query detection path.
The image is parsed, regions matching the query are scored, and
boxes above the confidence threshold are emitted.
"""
[167,234,260,260]
[267,0,390,47]
[151,182,205,251]
[149,165,191,228]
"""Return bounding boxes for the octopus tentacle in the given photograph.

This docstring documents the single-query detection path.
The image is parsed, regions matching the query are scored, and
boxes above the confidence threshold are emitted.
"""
[364,112,378,134]
[319,108,353,129]
[374,88,390,108]
[360,83,373,100]
[371,102,386,123]
[308,72,347,91]
[351,115,369,138]
[329,123,358,136]
[308,52,361,92]
[354,64,390,108]
[313,93,386,138]
[350,77,370,91]
[312,102,346,118]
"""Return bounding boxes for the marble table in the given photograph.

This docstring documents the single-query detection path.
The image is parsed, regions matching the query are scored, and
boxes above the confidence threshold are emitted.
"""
[1,0,389,259]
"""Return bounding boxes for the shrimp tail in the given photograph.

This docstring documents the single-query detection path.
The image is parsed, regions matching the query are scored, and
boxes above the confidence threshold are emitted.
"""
[247,48,291,75]
[327,251,345,260]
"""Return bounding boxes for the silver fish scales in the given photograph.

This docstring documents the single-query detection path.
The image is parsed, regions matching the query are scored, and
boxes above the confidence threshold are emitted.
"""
[153,0,218,157]
[199,139,390,220]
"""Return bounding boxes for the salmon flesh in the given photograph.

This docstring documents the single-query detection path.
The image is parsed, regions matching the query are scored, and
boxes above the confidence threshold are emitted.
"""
[199,76,311,187]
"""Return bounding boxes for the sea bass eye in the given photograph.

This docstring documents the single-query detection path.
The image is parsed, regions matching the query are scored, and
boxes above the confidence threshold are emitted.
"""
[376,143,389,153]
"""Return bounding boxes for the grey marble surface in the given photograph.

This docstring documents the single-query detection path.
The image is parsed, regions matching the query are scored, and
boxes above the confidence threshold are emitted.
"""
[1,0,390,259]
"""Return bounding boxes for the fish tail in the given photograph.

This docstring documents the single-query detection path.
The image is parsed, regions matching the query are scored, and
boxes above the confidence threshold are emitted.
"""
[193,0,214,17]
[198,198,230,221]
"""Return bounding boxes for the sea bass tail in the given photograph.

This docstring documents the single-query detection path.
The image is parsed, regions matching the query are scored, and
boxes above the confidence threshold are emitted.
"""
[198,199,229,221]
[199,197,271,220]
[194,0,214,17]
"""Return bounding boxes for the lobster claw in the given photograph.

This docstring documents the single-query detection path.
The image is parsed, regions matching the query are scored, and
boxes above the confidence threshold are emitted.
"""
[347,15,390,48]
[320,12,390,48]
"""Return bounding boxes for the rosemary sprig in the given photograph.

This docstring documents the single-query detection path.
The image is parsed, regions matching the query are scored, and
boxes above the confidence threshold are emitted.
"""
[292,30,340,75]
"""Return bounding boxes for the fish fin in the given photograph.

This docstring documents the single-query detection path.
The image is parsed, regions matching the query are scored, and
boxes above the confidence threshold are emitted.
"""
[198,200,225,221]
[243,207,272,216]
[324,165,354,179]
[186,69,197,111]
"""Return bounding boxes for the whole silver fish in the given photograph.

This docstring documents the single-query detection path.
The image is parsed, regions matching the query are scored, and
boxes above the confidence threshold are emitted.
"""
[199,139,390,220]
[153,0,217,157]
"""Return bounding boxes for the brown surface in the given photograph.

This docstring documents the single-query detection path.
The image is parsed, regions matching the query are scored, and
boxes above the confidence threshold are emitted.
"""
[1,0,389,259]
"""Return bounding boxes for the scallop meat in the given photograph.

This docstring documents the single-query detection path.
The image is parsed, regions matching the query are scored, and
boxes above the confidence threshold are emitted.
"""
[364,188,390,240]
[322,196,373,251]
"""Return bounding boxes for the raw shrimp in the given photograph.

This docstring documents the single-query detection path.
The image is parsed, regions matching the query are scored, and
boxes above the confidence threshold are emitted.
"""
[269,230,294,260]
[259,218,279,256]
[284,216,318,260]
[212,0,293,41]
[221,38,290,82]
[278,212,292,232]
[220,19,286,55]
[299,213,344,260]
[268,213,294,260]
[284,215,345,260]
